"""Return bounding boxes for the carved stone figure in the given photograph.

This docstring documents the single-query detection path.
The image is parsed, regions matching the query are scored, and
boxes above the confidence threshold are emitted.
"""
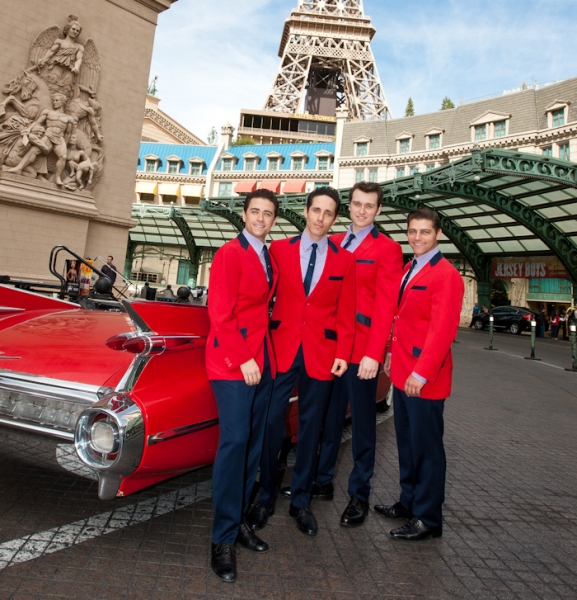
[0,14,104,192]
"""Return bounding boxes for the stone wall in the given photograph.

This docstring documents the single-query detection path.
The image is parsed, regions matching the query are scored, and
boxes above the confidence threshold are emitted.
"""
[0,0,174,280]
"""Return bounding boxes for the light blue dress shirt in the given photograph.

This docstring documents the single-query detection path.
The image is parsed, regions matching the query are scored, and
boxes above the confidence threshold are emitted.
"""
[242,229,269,281]
[340,223,373,253]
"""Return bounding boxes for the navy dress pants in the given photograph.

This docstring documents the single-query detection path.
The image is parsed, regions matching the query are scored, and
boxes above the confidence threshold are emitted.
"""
[258,346,333,510]
[210,347,273,545]
[316,363,379,502]
[393,385,446,528]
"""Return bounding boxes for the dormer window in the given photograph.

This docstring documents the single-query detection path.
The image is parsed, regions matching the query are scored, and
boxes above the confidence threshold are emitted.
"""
[245,158,256,171]
[429,134,440,150]
[269,157,279,171]
[353,136,371,157]
[222,158,233,171]
[189,159,204,176]
[145,159,156,172]
[290,151,308,171]
[552,108,565,127]
[315,149,334,171]
[400,139,410,153]
[475,124,487,141]
[494,120,507,138]
[168,161,179,174]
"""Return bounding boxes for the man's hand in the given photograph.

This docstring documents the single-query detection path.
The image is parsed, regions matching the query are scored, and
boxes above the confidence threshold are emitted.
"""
[358,356,379,380]
[240,358,261,386]
[384,354,391,377]
[331,358,348,377]
[404,374,425,397]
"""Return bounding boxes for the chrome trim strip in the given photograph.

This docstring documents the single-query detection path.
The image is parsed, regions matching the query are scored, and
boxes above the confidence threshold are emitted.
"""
[0,370,103,399]
[0,306,25,312]
[0,417,74,440]
[115,355,151,393]
[147,417,219,445]
[121,299,153,334]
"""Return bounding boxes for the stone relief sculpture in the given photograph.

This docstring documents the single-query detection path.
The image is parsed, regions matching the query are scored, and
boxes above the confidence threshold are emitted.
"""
[0,15,104,192]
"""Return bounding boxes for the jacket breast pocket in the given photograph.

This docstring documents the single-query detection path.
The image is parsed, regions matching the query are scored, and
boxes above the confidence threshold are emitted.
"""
[412,286,427,291]
[328,275,344,281]
[356,259,375,264]
[324,329,337,341]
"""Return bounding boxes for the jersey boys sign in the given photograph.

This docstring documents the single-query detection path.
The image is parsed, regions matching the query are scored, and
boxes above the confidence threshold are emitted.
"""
[492,256,569,279]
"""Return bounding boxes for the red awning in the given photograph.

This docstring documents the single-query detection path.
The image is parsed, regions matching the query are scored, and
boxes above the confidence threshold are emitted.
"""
[234,180,258,193]
[282,180,307,194]
[258,180,281,193]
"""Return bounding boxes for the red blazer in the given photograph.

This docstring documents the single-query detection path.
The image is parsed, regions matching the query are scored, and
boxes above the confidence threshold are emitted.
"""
[206,233,277,380]
[331,227,403,364]
[269,235,356,380]
[390,252,464,399]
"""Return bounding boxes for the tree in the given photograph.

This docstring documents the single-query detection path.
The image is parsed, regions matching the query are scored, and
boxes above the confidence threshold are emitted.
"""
[230,135,255,147]
[440,96,455,110]
[404,97,415,117]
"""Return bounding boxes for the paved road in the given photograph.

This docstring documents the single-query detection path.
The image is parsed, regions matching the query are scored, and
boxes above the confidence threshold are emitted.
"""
[0,327,576,599]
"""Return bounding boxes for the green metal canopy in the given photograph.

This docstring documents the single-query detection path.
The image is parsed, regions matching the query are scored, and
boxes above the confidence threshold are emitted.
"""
[129,148,577,304]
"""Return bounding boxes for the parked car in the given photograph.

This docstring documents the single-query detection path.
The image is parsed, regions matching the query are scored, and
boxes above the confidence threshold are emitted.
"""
[0,284,390,500]
[472,305,540,334]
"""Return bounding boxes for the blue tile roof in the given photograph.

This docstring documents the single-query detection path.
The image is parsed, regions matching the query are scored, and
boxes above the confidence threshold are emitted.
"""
[138,143,218,175]
[218,142,335,171]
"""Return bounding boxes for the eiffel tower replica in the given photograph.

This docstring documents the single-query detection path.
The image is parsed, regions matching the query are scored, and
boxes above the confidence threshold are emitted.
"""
[238,0,390,144]
[265,0,390,120]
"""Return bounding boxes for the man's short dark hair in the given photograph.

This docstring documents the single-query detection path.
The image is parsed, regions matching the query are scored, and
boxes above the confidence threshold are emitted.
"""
[407,208,441,232]
[243,189,279,217]
[108,255,114,260]
[349,181,383,207]
[306,186,341,213]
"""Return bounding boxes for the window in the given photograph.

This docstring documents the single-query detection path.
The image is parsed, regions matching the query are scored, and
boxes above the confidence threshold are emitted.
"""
[318,156,329,170]
[399,139,410,154]
[162,195,177,204]
[145,159,156,172]
[368,169,378,183]
[245,158,256,171]
[131,272,159,283]
[222,158,233,171]
[315,182,326,188]
[426,164,435,171]
[494,120,506,138]
[559,143,570,161]
[139,193,155,203]
[396,167,405,178]
[189,163,202,175]
[409,166,417,175]
[475,125,486,141]
[355,170,364,183]
[268,157,279,171]
[177,260,191,285]
[428,134,440,150]
[542,147,552,157]
[219,182,232,196]
[356,142,368,157]
[552,108,565,127]
[167,161,179,174]
[183,196,200,206]
[293,157,304,171]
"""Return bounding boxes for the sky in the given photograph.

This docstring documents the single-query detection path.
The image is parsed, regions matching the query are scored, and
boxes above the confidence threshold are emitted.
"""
[149,0,577,144]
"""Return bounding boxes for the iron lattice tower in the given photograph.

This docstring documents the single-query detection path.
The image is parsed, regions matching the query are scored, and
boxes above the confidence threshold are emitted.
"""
[263,0,390,120]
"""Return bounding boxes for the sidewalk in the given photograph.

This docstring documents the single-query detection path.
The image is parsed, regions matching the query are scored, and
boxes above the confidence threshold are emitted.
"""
[0,327,576,598]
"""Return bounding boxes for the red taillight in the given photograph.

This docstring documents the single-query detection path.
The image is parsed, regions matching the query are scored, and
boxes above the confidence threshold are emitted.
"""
[522,314,531,320]
[105,333,200,355]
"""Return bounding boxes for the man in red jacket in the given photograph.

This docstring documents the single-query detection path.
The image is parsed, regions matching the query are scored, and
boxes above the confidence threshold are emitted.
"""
[205,189,279,582]
[247,187,355,537]
[311,181,403,527]
[374,207,464,541]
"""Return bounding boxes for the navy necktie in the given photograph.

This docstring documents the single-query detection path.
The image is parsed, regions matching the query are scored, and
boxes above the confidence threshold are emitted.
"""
[343,233,356,250]
[398,259,417,303]
[262,245,273,289]
[303,243,318,296]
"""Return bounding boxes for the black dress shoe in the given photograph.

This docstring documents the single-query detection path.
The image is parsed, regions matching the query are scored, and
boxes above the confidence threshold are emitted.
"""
[289,504,317,536]
[311,481,334,500]
[280,486,291,498]
[236,523,269,552]
[390,517,442,541]
[373,501,412,519]
[340,496,369,527]
[245,503,274,530]
[211,542,237,582]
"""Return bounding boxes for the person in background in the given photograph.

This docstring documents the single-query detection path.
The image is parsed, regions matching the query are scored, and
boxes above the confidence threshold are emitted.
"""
[101,255,117,285]
[550,311,560,340]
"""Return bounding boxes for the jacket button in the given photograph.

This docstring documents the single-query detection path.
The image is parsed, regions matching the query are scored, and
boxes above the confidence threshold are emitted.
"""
[302,322,306,326]
[392,337,397,342]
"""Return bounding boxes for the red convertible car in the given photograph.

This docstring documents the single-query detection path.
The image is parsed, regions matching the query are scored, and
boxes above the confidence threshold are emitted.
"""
[0,284,390,501]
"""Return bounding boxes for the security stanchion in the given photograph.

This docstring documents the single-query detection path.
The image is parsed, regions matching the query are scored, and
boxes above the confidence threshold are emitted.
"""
[565,324,577,372]
[524,319,541,361]
[484,315,498,350]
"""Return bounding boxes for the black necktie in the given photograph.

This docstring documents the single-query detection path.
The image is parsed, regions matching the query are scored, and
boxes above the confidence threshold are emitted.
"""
[398,259,417,303]
[262,245,273,289]
[343,233,356,250]
[303,243,318,296]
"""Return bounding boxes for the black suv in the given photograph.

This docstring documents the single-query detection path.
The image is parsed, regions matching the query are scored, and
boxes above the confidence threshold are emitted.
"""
[473,306,540,335]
